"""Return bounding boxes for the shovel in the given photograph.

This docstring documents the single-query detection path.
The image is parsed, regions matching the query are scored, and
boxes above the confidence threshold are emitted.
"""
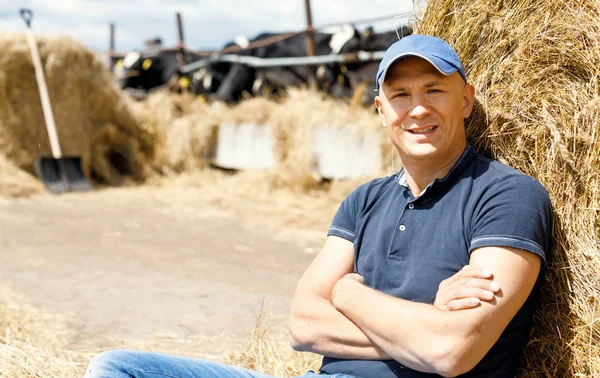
[20,8,92,194]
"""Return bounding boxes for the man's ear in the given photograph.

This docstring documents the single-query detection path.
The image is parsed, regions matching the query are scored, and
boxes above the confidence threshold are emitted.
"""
[462,83,476,119]
[375,96,387,127]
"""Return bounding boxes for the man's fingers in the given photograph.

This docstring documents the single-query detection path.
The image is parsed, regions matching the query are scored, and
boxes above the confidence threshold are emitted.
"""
[436,269,501,312]
[436,281,500,309]
[442,276,500,294]
[456,277,500,293]
[460,267,494,278]
[454,286,496,301]
[446,297,481,311]
[445,267,494,285]
[473,278,499,292]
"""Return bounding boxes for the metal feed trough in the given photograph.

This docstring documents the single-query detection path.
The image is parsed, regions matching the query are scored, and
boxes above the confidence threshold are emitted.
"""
[214,123,277,170]
[311,126,381,179]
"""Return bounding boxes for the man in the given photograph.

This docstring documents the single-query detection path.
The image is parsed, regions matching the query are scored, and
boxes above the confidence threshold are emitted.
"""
[288,35,552,377]
[84,35,552,378]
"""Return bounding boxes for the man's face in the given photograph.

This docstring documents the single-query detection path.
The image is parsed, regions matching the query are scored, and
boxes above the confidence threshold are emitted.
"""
[375,56,475,165]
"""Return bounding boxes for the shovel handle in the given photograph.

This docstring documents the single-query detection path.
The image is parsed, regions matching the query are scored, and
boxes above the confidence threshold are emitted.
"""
[20,7,63,159]
[20,8,33,28]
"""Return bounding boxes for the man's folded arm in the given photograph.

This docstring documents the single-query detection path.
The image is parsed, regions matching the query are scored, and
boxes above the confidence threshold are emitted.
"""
[332,246,541,377]
[288,235,390,360]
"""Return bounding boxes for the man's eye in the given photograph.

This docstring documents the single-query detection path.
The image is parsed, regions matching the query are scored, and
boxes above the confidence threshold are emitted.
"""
[393,93,408,98]
[427,89,442,93]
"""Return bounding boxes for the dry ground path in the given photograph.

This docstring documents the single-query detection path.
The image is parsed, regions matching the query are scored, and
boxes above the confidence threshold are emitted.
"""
[0,186,326,360]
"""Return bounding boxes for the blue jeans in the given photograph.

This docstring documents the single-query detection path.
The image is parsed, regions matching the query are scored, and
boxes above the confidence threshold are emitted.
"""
[84,350,353,378]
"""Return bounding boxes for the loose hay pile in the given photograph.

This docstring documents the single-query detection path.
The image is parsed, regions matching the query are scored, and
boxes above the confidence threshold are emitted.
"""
[0,286,86,377]
[418,0,600,376]
[145,88,385,192]
[0,32,157,188]
[136,90,219,174]
[267,89,385,190]
[226,308,321,377]
[0,154,44,197]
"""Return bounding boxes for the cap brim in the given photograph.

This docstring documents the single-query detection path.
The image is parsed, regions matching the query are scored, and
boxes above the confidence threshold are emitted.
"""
[377,53,458,90]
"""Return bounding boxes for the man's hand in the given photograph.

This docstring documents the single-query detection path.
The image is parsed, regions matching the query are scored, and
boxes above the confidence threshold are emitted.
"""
[332,268,500,312]
[434,265,500,311]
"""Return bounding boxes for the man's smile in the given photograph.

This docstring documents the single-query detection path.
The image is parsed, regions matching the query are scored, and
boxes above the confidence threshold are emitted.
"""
[406,126,438,135]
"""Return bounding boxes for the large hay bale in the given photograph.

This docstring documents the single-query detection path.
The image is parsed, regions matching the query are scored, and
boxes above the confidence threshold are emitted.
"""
[418,1,600,376]
[0,32,157,186]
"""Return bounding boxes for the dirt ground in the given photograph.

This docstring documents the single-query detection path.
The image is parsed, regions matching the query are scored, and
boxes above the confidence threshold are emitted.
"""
[0,185,328,362]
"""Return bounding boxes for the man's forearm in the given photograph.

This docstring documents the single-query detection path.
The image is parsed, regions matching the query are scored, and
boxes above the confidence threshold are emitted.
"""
[289,294,391,360]
[332,279,485,376]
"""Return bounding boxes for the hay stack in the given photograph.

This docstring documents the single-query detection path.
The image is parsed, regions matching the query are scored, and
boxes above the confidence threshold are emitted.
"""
[0,32,156,187]
[418,0,600,376]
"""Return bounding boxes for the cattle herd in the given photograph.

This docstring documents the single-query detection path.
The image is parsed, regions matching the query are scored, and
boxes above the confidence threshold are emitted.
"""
[112,25,412,105]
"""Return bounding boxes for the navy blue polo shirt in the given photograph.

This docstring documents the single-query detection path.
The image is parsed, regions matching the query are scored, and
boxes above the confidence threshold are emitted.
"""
[321,145,553,378]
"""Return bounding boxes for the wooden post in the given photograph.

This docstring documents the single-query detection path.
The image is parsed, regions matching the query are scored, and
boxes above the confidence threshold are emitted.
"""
[304,0,316,57]
[176,12,185,47]
[176,12,187,64]
[109,22,115,69]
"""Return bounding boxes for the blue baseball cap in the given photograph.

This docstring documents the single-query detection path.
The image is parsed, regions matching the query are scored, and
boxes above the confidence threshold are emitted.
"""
[376,35,467,91]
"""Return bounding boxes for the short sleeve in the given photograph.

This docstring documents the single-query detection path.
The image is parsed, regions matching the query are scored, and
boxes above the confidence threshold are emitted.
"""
[327,186,364,243]
[469,174,553,266]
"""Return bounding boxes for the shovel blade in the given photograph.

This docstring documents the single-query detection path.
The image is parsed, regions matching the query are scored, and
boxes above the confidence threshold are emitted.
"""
[34,157,93,194]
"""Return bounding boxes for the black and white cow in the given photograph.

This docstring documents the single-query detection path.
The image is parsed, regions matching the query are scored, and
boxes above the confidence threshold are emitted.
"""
[360,25,411,52]
[191,25,364,103]
[323,25,413,105]
[114,44,202,96]
[189,62,232,98]
[120,25,411,103]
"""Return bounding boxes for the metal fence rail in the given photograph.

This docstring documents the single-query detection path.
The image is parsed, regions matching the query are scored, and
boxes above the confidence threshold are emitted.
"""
[180,50,385,74]
[110,10,416,60]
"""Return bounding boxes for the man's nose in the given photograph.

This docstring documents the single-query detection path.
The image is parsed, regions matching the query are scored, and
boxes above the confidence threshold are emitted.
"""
[410,104,430,119]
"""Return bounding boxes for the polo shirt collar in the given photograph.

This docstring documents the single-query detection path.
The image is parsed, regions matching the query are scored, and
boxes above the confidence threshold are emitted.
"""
[395,145,477,197]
